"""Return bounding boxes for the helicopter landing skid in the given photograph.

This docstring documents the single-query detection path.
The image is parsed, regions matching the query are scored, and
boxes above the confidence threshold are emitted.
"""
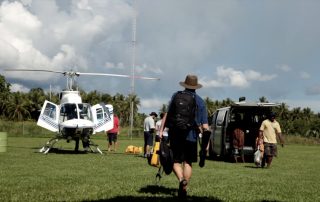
[88,140,103,155]
[39,137,61,154]
[39,137,103,155]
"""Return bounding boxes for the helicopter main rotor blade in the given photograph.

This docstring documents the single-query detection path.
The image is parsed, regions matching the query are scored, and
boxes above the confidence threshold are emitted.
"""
[4,68,160,80]
[78,72,160,80]
[4,68,66,74]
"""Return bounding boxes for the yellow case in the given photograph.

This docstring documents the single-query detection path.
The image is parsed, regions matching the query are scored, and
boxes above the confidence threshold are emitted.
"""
[151,142,160,167]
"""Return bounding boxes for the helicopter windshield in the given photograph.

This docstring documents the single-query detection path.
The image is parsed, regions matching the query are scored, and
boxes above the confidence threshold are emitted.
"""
[60,103,93,121]
[78,103,93,121]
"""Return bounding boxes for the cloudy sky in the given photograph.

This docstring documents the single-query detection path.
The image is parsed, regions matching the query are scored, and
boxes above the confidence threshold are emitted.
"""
[1,0,320,114]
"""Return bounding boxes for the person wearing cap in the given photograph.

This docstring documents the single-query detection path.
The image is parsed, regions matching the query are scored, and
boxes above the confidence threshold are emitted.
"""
[259,111,284,168]
[159,74,209,198]
[143,112,158,157]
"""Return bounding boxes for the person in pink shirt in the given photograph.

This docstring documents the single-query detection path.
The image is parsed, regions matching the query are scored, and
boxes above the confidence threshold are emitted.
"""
[107,114,120,152]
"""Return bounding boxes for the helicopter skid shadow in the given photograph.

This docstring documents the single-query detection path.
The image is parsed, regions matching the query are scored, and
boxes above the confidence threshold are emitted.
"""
[36,147,89,155]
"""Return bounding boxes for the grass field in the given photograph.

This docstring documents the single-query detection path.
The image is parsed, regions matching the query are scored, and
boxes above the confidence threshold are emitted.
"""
[0,135,319,202]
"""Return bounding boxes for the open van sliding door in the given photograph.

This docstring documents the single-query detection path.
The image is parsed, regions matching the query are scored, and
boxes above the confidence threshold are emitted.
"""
[211,108,229,157]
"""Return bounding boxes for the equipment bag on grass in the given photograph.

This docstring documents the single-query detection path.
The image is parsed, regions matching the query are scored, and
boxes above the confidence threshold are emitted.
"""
[166,91,196,130]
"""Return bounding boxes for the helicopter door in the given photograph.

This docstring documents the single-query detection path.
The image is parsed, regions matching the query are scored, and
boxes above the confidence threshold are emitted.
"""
[91,103,114,133]
[37,100,59,132]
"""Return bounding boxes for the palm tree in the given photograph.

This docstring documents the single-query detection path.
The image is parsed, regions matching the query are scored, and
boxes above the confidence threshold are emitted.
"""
[85,90,101,105]
[126,94,140,127]
[0,75,11,117]
[302,107,313,122]
[112,93,126,123]
[204,97,216,117]
[101,93,113,104]
[28,88,46,120]
[6,92,31,121]
[259,96,268,103]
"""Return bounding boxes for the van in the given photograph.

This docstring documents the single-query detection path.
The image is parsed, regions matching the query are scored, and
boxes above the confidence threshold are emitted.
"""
[208,100,279,160]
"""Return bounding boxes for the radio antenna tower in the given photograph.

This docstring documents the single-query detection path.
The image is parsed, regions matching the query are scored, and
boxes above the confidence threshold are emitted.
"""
[129,0,137,140]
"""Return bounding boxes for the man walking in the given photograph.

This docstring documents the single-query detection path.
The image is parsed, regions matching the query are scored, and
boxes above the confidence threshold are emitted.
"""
[259,111,284,168]
[160,74,209,198]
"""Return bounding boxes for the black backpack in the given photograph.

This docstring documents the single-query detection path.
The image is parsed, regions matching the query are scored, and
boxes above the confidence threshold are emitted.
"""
[166,91,196,130]
[159,140,173,175]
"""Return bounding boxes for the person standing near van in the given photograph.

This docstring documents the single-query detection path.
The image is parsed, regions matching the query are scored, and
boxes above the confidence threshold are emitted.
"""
[160,74,209,198]
[259,112,284,168]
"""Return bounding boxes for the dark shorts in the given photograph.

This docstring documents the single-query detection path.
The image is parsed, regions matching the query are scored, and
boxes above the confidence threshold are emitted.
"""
[264,143,277,157]
[169,129,198,164]
[107,133,117,144]
[144,131,154,147]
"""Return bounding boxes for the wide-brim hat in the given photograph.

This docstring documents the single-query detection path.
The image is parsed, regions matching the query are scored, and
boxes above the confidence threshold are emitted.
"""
[179,74,202,89]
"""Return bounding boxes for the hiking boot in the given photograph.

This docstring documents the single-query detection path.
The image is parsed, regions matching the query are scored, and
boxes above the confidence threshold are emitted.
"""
[178,179,188,199]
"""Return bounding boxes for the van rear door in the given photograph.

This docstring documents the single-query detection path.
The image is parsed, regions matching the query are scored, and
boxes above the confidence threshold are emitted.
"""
[211,108,228,156]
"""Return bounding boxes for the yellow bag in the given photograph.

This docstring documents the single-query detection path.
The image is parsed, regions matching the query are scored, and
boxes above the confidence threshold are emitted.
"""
[150,142,160,167]
[125,145,142,154]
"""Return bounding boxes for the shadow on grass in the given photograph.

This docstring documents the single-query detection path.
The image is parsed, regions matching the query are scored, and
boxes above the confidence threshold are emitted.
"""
[84,185,222,202]
[244,165,263,169]
[33,147,90,155]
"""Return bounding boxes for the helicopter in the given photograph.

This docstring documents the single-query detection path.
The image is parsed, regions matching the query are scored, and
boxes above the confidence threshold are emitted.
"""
[5,68,159,154]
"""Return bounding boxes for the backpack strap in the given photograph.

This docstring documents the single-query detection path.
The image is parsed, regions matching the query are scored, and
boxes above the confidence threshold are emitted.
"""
[155,166,163,182]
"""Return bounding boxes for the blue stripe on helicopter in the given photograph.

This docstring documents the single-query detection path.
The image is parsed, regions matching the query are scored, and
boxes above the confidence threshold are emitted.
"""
[94,116,112,130]
[40,115,58,128]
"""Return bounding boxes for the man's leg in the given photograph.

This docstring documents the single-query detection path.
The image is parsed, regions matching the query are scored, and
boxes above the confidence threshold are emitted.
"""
[183,162,192,182]
[266,156,273,168]
[173,162,184,181]
[107,134,112,151]
[174,162,191,198]
[143,132,147,157]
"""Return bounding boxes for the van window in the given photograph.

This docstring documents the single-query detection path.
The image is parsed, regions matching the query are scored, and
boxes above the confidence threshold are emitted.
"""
[216,110,227,126]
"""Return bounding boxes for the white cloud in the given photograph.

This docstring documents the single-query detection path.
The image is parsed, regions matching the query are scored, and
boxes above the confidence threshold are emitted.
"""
[300,71,310,79]
[10,83,30,92]
[277,64,292,72]
[202,66,276,89]
[140,97,166,113]
[1,0,133,80]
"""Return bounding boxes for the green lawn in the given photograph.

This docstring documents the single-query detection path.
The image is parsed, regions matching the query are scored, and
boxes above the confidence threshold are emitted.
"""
[0,135,319,202]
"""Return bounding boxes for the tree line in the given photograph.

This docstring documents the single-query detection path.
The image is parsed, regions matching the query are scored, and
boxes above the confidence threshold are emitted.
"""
[0,74,319,138]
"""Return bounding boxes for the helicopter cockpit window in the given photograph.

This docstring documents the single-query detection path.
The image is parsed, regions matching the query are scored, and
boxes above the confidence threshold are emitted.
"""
[78,103,92,121]
[60,103,77,121]
[43,103,56,119]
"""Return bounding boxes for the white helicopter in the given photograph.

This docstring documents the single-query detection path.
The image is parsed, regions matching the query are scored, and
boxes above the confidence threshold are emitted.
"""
[5,68,159,154]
